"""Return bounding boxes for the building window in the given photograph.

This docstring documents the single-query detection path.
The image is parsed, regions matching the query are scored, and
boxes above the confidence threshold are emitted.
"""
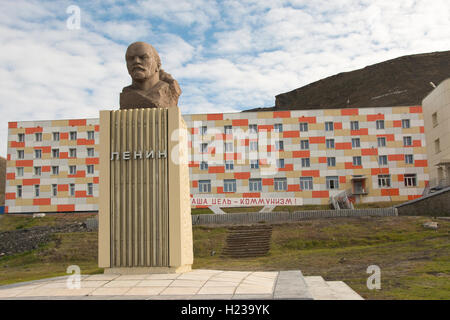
[378,175,391,187]
[300,140,309,150]
[435,138,440,154]
[224,179,237,192]
[277,159,285,169]
[326,139,335,149]
[224,142,233,152]
[274,178,287,191]
[69,165,77,175]
[200,126,207,135]
[53,132,60,141]
[402,119,410,129]
[16,167,24,177]
[34,149,42,159]
[299,122,308,132]
[87,131,95,140]
[432,112,438,127]
[377,137,386,147]
[378,155,388,166]
[405,154,414,164]
[403,136,412,146]
[34,166,41,176]
[87,183,94,196]
[17,185,22,198]
[200,161,208,170]
[34,184,40,197]
[301,158,310,168]
[351,138,360,148]
[200,143,208,153]
[249,179,262,192]
[18,133,25,142]
[274,123,283,132]
[376,120,384,130]
[250,160,259,169]
[52,184,57,197]
[70,184,75,196]
[300,177,313,190]
[249,124,257,133]
[225,160,234,170]
[87,165,94,174]
[353,156,362,166]
[35,132,42,142]
[404,174,417,187]
[275,140,284,151]
[70,131,77,140]
[224,125,232,134]
[250,141,258,151]
[350,121,359,130]
[199,180,211,193]
[326,176,339,189]
[327,157,336,167]
[17,150,24,159]
[69,148,77,158]
[87,148,95,157]
[325,122,334,131]
[52,166,59,175]
[52,148,59,158]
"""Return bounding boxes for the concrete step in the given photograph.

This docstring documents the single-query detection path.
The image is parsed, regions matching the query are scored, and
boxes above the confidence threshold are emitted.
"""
[304,276,363,300]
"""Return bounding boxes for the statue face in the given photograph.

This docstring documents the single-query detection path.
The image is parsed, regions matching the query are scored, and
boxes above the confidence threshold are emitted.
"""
[125,42,157,81]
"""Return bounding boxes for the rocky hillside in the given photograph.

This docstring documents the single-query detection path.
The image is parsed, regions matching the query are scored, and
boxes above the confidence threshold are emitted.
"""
[247,50,450,112]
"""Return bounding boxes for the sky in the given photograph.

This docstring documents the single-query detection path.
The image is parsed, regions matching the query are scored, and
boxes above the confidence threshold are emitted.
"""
[1,0,449,157]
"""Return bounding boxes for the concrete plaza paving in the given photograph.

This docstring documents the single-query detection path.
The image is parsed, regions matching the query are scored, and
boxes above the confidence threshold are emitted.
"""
[0,269,363,300]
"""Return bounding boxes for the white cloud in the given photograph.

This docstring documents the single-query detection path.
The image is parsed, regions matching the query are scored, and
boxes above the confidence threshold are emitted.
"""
[0,0,449,157]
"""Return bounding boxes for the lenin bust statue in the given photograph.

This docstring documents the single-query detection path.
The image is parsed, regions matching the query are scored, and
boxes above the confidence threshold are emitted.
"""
[120,41,182,109]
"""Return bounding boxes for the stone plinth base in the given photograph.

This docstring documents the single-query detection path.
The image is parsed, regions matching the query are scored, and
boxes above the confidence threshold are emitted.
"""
[103,265,192,275]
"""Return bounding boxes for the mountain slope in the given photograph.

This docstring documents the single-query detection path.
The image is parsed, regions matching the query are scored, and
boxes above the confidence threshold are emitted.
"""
[247,50,450,111]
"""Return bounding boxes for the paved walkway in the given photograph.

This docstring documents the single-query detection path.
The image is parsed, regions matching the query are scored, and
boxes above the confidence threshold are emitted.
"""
[0,269,363,300]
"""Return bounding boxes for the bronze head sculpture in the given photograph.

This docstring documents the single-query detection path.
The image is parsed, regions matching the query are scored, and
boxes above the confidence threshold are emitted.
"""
[120,41,181,109]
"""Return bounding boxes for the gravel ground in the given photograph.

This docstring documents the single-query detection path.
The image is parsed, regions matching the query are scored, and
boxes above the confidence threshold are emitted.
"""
[0,222,89,257]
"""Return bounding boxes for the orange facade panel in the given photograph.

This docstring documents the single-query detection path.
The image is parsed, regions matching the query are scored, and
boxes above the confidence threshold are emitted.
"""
[381,188,399,196]
[309,136,325,144]
[232,119,248,126]
[298,116,316,124]
[57,204,75,212]
[25,127,43,134]
[274,111,291,118]
[208,166,225,174]
[283,131,300,138]
[335,142,352,150]
[234,172,250,179]
[69,119,87,126]
[23,178,40,186]
[33,198,51,206]
[367,114,384,121]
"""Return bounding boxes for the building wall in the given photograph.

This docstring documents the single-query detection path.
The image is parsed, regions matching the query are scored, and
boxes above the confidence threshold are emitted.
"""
[4,105,429,213]
[5,119,100,213]
[184,106,429,206]
[0,156,6,207]
[422,78,450,184]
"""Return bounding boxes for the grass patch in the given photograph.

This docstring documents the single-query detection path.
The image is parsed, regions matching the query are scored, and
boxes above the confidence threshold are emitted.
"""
[0,231,102,286]
[1,215,448,299]
[0,213,96,232]
[192,216,450,300]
